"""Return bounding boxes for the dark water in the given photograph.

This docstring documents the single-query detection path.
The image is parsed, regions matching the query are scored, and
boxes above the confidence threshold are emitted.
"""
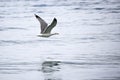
[0,0,120,80]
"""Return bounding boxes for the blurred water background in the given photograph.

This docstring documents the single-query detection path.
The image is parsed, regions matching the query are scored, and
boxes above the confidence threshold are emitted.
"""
[0,0,120,80]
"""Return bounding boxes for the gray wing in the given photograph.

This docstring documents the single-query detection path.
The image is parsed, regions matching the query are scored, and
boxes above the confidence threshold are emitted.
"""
[43,18,57,34]
[34,14,48,34]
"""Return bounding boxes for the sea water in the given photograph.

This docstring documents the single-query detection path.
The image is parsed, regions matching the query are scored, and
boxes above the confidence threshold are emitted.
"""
[0,0,120,80]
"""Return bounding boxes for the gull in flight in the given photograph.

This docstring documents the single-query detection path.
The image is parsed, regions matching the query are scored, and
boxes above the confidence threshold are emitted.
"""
[35,14,59,37]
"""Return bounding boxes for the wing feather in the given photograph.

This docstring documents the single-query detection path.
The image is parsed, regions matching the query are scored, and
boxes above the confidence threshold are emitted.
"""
[43,18,57,34]
[35,14,48,33]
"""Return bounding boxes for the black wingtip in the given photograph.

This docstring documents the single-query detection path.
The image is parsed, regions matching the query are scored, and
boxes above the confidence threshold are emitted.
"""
[54,18,57,22]
[34,14,39,18]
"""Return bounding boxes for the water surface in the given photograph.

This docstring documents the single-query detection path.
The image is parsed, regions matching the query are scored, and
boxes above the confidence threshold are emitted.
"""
[0,0,120,80]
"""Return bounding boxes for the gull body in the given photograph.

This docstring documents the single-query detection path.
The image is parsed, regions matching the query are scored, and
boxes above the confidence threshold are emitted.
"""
[35,14,58,37]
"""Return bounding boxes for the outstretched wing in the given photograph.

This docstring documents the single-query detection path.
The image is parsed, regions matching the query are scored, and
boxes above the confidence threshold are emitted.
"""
[34,14,48,34]
[43,18,57,34]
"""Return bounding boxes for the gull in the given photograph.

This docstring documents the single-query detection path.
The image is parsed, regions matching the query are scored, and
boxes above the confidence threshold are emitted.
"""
[35,14,59,37]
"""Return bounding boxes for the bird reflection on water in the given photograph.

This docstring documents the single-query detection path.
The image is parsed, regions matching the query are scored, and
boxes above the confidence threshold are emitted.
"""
[42,61,61,73]
[41,61,61,80]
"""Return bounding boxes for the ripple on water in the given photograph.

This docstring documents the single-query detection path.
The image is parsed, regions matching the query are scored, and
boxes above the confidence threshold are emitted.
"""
[33,4,53,7]
[0,62,39,74]
[0,38,61,46]
[0,27,26,31]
